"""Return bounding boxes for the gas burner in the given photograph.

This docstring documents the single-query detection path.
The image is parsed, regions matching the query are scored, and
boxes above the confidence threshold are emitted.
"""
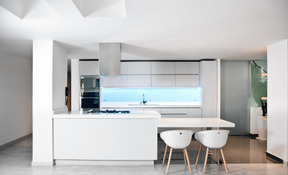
[88,109,130,114]
[99,110,130,114]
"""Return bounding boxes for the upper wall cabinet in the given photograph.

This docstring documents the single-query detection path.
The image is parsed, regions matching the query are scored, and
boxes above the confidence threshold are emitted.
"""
[175,62,199,74]
[175,75,199,87]
[79,60,99,75]
[105,61,201,87]
[151,75,175,87]
[151,62,175,74]
[121,62,151,75]
[101,76,128,87]
[127,75,151,87]
[120,62,128,74]
[127,62,151,74]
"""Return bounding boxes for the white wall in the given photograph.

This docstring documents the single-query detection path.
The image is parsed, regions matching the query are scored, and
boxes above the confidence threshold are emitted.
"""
[32,40,67,166]
[0,53,32,146]
[71,59,80,111]
[267,39,288,163]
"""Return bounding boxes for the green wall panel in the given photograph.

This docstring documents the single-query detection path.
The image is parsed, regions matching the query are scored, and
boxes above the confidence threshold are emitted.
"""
[250,60,267,107]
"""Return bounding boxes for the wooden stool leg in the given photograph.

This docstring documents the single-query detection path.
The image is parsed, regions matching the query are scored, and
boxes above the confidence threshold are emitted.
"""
[162,144,168,166]
[184,148,192,174]
[203,147,209,174]
[183,149,187,165]
[220,148,228,173]
[217,149,220,166]
[166,148,173,174]
[195,144,201,166]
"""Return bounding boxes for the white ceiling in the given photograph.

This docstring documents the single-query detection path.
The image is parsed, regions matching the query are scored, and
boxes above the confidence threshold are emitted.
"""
[0,0,287,60]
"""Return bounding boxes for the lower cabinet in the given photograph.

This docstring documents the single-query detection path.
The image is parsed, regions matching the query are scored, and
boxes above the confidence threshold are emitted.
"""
[102,107,202,118]
[187,108,202,118]
[54,118,158,160]
[161,108,188,118]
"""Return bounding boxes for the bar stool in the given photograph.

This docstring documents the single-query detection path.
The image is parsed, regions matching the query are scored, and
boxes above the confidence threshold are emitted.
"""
[160,130,193,174]
[194,130,230,173]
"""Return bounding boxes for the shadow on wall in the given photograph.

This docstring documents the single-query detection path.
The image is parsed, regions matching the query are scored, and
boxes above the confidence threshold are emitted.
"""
[121,43,187,60]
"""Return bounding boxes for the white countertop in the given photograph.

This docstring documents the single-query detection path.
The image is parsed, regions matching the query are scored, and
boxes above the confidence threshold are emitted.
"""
[102,105,201,108]
[53,111,161,119]
[158,118,235,128]
[54,111,235,128]
[101,102,201,108]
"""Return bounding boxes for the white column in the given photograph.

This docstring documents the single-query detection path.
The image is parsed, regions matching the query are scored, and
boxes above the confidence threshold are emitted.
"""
[267,39,288,164]
[71,59,80,111]
[216,59,221,119]
[201,60,217,118]
[32,40,54,166]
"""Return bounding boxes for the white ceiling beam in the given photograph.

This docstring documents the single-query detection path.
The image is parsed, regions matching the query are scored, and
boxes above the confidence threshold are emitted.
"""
[0,0,60,19]
[44,0,84,18]
[23,0,60,19]
[73,0,126,18]
[0,0,23,19]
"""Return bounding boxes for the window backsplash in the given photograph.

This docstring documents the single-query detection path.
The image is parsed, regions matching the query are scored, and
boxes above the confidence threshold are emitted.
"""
[101,87,201,104]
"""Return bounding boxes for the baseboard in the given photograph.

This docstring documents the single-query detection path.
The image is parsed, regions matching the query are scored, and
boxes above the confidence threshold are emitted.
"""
[55,160,154,166]
[0,133,32,150]
[249,133,258,139]
[266,152,283,163]
[31,161,54,166]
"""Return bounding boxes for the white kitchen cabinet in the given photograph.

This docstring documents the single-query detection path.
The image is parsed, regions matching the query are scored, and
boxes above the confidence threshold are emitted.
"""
[100,76,127,87]
[151,62,175,74]
[175,75,199,87]
[127,75,151,87]
[126,62,151,74]
[161,108,188,118]
[54,118,158,160]
[143,108,161,113]
[79,60,99,75]
[151,75,175,87]
[120,62,128,74]
[175,62,199,74]
[187,108,202,118]
[127,108,144,111]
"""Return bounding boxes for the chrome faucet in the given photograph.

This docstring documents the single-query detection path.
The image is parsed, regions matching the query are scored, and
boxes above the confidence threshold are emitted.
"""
[142,94,147,105]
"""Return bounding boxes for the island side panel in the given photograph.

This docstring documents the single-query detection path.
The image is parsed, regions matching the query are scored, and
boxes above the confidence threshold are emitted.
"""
[53,118,158,160]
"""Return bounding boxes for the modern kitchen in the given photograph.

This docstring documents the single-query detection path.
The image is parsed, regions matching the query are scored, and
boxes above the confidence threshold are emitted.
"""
[0,1,288,175]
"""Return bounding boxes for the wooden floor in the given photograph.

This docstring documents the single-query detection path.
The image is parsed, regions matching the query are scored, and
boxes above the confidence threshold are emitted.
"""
[0,136,287,175]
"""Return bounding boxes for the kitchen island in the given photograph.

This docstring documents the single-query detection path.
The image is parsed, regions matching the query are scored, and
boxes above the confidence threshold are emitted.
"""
[53,111,161,165]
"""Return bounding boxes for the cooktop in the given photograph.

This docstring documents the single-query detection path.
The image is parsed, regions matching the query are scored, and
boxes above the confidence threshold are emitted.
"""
[88,109,130,114]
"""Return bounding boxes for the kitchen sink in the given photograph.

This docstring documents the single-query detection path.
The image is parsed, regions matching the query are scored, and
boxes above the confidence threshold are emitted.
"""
[128,104,159,106]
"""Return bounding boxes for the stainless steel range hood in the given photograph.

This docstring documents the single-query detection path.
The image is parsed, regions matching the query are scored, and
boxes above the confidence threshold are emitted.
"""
[99,43,121,77]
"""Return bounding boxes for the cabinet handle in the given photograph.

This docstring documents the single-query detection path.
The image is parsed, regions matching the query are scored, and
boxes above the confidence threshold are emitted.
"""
[161,113,187,115]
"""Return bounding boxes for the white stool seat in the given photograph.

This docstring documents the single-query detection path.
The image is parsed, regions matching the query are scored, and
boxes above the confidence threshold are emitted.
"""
[195,130,230,173]
[160,130,193,149]
[160,130,193,174]
[195,130,229,149]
